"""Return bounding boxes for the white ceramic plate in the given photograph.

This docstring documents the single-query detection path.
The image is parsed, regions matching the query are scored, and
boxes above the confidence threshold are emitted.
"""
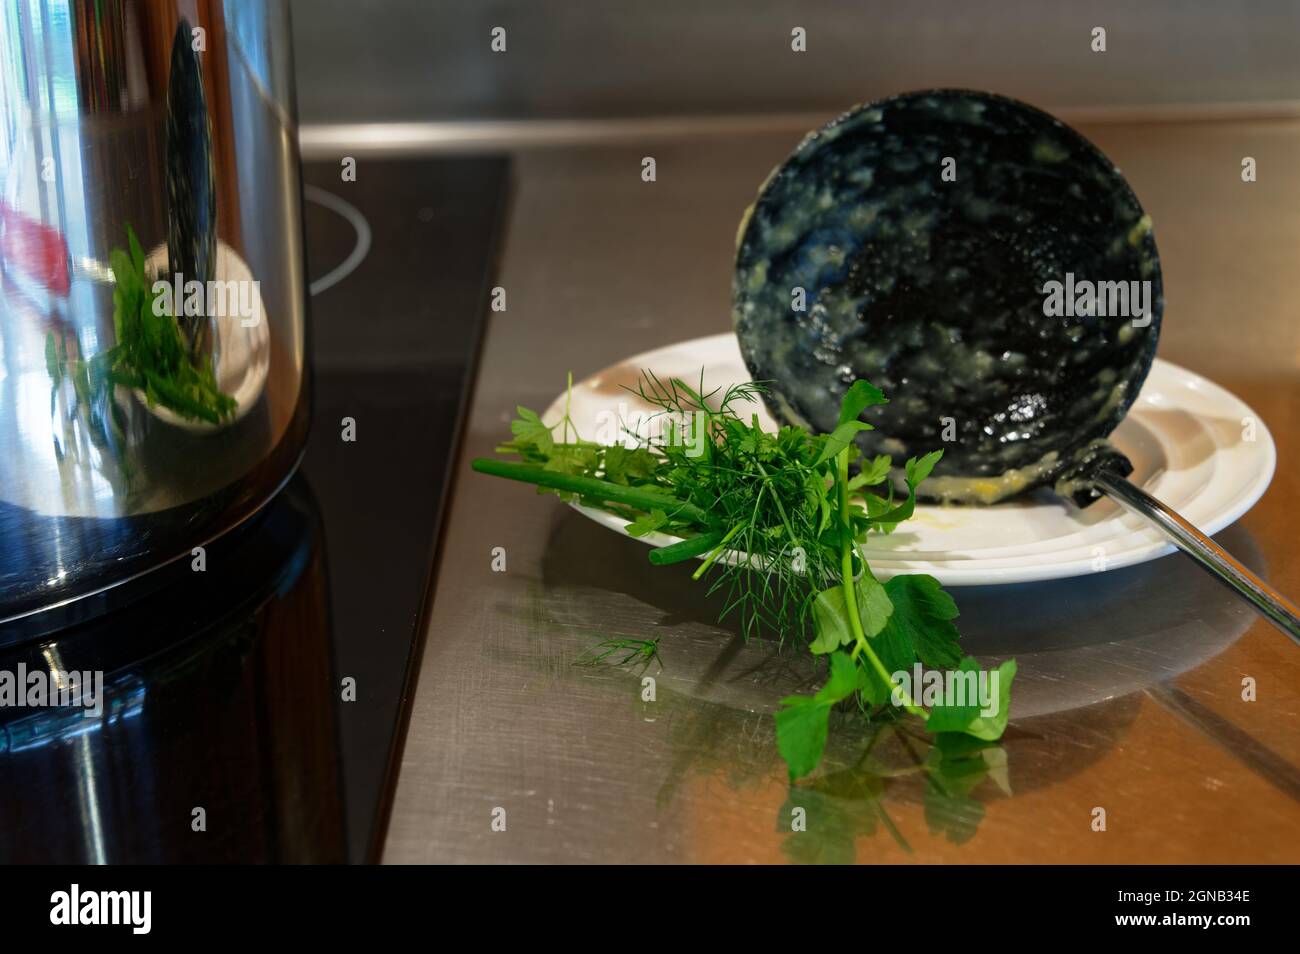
[542,333,1276,586]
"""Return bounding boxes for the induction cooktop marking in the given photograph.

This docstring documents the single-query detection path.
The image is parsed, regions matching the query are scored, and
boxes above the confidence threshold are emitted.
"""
[304,185,372,296]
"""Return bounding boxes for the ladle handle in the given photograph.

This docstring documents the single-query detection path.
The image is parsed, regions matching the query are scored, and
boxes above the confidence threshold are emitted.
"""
[1094,470,1300,647]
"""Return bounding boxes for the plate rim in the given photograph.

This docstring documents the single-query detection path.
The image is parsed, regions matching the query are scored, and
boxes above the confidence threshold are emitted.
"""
[543,332,1276,586]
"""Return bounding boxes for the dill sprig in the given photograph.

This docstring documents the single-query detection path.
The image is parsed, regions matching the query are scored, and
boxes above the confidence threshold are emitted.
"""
[574,636,663,672]
[624,370,838,643]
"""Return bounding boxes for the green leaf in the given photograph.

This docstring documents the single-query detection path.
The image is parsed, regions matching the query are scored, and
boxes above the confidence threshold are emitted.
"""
[855,577,894,640]
[737,417,777,458]
[814,420,872,466]
[864,449,943,527]
[602,445,658,484]
[816,650,866,703]
[923,771,987,845]
[836,379,888,426]
[867,616,918,684]
[808,577,893,654]
[924,657,1017,741]
[108,249,137,291]
[774,697,832,781]
[809,588,850,654]
[931,731,997,762]
[848,454,892,490]
[906,449,943,487]
[542,443,600,476]
[509,406,554,453]
[859,487,898,534]
[625,508,669,538]
[879,574,962,669]
[774,652,864,781]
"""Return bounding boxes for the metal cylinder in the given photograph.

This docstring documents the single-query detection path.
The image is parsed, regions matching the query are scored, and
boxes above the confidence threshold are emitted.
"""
[0,0,311,637]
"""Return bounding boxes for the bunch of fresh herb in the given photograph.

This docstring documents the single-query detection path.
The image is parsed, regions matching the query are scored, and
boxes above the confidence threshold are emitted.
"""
[472,372,1015,780]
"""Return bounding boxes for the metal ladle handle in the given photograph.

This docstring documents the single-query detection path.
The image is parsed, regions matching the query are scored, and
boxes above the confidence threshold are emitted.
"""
[1094,470,1300,647]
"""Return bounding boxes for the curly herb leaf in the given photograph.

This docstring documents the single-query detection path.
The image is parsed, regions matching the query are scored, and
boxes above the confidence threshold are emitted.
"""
[625,508,670,538]
[509,406,554,453]
[876,573,964,671]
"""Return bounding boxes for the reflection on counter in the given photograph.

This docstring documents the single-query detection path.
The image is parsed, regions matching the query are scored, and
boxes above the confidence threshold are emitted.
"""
[410,504,1265,861]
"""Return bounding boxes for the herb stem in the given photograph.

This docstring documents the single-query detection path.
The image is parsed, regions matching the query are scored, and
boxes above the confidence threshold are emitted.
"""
[691,523,743,580]
[837,450,869,646]
[648,530,726,566]
[836,448,927,721]
[755,460,802,550]
[471,458,710,524]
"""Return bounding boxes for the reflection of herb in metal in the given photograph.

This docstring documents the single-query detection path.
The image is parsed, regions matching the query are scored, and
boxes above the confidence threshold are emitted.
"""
[779,723,1011,863]
[920,732,1010,845]
[639,678,1009,861]
[109,225,235,424]
[43,225,235,478]
[575,636,662,673]
[45,327,133,490]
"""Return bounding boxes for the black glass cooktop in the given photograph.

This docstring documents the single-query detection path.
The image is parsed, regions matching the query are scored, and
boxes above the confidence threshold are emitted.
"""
[0,156,510,863]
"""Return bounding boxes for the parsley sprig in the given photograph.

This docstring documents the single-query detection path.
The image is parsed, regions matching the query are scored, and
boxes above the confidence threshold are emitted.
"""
[472,372,1016,780]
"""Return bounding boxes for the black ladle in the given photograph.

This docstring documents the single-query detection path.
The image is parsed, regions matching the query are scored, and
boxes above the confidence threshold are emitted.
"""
[733,89,1300,644]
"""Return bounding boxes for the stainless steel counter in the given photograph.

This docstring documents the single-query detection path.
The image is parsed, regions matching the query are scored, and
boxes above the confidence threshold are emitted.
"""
[383,117,1300,863]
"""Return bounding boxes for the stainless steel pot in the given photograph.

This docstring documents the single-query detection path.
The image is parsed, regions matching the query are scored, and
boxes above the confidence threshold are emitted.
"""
[0,0,310,637]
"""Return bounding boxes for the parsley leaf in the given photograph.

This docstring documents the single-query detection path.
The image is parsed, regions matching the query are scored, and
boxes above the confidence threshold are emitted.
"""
[774,699,832,782]
[809,577,893,654]
[814,420,872,466]
[61,225,237,427]
[864,449,943,527]
[509,406,554,453]
[817,650,867,702]
[602,445,658,484]
[925,657,1017,740]
[877,573,963,670]
[774,651,865,780]
[848,454,892,490]
[836,379,889,426]
[542,443,600,476]
[625,508,670,538]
